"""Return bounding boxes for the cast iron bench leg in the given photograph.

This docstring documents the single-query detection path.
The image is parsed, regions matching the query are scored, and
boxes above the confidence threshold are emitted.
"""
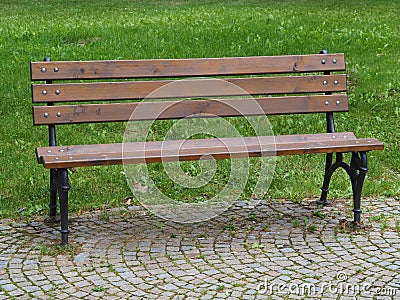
[48,169,58,222]
[317,152,368,225]
[57,169,70,245]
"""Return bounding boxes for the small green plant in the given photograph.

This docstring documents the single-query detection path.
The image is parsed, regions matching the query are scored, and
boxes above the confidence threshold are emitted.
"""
[107,264,115,272]
[251,242,265,249]
[303,216,309,227]
[92,285,105,292]
[308,224,318,233]
[312,211,325,219]
[99,207,110,222]
[395,219,400,232]
[303,217,318,232]
[246,212,258,222]
[292,220,300,228]
[356,268,364,274]
[216,285,224,291]
[224,220,238,233]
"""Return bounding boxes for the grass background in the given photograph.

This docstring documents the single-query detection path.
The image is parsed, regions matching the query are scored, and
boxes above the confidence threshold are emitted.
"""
[0,0,399,218]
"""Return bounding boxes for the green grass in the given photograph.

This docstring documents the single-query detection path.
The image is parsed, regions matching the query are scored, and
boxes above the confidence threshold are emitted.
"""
[0,0,399,218]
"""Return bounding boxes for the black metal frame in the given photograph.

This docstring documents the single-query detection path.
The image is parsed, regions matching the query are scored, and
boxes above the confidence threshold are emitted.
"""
[44,58,69,245]
[316,50,368,226]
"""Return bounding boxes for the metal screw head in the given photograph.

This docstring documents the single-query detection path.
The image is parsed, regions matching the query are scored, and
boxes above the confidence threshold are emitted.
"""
[41,67,47,73]
[333,59,337,64]
[59,149,65,152]
[323,80,328,85]
[56,112,62,117]
[332,135,336,139]
[55,90,61,95]
[54,67,59,72]
[44,113,49,118]
[324,101,329,106]
[68,156,73,160]
[42,90,48,95]
[321,59,326,64]
[54,157,59,160]
[46,149,52,153]
[336,101,341,105]
[334,80,339,85]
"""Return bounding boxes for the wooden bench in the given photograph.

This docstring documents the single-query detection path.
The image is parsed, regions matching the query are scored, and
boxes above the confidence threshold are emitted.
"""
[31,51,384,245]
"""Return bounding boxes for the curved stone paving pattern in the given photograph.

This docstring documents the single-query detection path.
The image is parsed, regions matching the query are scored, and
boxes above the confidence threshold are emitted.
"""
[0,198,399,299]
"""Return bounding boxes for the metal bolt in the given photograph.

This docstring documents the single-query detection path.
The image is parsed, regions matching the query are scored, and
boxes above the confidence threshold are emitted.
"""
[324,101,329,106]
[334,80,339,85]
[41,67,47,73]
[336,101,341,105]
[46,149,51,153]
[321,59,326,64]
[367,140,372,143]
[332,135,336,139]
[333,59,337,64]
[56,112,62,117]
[343,135,347,139]
[44,113,49,118]
[68,156,73,160]
[42,90,48,95]
[59,149,65,152]
[67,147,71,150]
[54,157,59,160]
[323,80,328,85]
[54,67,59,72]
[55,90,61,95]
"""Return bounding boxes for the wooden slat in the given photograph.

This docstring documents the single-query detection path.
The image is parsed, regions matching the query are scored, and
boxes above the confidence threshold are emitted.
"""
[36,132,384,168]
[32,75,347,103]
[31,54,346,80]
[33,94,349,125]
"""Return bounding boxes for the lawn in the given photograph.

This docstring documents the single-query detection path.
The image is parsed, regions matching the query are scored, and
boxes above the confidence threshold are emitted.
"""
[0,0,399,218]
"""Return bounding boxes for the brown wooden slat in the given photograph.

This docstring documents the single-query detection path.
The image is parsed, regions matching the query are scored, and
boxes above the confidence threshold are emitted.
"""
[33,94,349,125]
[36,132,384,168]
[31,54,346,80]
[36,132,357,159]
[32,75,347,103]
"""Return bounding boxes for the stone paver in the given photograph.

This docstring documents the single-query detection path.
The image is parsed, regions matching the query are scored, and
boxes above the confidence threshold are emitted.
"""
[0,198,399,299]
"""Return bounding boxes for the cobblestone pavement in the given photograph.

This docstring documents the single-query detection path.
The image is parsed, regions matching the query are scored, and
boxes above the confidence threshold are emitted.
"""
[0,198,399,299]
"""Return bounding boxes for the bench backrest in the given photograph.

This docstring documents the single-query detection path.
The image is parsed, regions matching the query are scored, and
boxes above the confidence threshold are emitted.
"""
[31,53,347,130]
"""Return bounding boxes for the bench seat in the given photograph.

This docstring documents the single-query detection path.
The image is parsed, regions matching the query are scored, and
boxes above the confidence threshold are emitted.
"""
[36,132,383,168]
